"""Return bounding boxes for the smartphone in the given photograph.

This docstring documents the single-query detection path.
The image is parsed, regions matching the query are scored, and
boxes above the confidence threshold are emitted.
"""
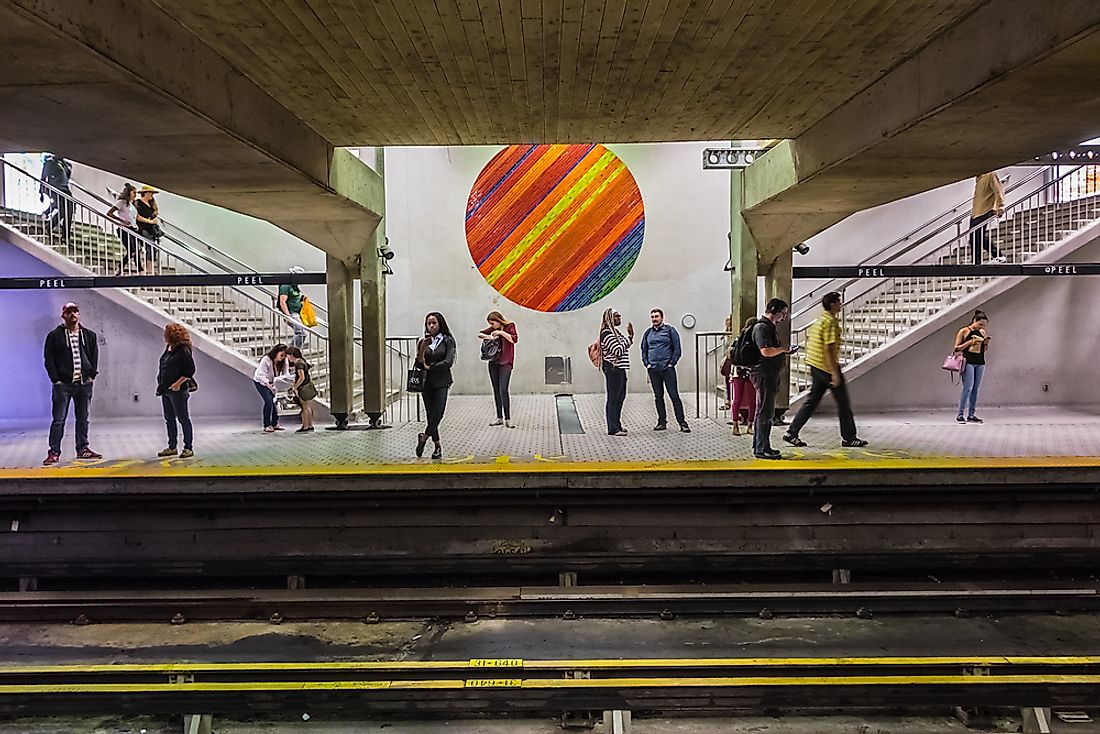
[788,345,801,353]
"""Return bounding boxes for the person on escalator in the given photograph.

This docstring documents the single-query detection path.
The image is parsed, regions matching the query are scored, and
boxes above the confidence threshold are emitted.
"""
[107,183,142,275]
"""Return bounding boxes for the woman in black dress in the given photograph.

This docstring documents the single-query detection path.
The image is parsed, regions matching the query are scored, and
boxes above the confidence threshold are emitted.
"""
[415,312,456,460]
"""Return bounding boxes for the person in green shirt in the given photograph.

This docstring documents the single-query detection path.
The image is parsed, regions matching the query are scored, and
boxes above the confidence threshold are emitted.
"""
[783,291,867,449]
[279,267,307,349]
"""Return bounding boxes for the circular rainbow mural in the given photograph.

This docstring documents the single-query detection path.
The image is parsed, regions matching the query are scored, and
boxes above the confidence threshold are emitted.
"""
[465,144,645,312]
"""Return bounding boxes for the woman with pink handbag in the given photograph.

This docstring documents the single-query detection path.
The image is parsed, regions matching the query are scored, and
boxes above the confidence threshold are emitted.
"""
[951,309,991,424]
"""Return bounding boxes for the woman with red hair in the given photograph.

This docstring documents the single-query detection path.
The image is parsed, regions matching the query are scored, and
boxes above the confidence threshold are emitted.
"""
[156,322,196,458]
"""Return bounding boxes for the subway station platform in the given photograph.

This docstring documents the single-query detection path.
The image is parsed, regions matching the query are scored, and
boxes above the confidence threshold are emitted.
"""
[1,396,1100,480]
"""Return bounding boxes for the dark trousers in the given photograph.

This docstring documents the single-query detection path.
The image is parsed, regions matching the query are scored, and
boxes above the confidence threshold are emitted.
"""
[603,363,628,434]
[648,366,685,425]
[787,366,858,441]
[49,381,92,454]
[488,362,513,419]
[969,211,1000,263]
[750,370,778,454]
[161,390,193,450]
[48,190,74,241]
[422,386,449,443]
[254,381,278,428]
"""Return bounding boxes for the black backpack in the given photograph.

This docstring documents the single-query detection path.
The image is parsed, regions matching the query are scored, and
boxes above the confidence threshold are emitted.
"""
[731,319,767,367]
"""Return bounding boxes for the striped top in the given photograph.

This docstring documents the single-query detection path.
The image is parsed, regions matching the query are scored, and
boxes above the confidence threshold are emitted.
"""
[67,329,83,382]
[600,328,632,370]
[805,311,841,372]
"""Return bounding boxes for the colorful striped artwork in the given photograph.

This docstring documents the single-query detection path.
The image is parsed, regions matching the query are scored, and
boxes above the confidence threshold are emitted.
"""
[465,144,645,312]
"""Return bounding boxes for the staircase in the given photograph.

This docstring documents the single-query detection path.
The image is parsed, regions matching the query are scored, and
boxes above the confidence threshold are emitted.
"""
[0,158,418,421]
[789,167,1100,396]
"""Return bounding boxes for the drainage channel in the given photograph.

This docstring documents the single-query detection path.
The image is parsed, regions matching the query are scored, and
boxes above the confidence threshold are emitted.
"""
[555,393,584,454]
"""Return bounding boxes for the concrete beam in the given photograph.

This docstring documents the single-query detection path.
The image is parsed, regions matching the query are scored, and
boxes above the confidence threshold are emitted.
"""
[743,0,1100,261]
[0,0,383,265]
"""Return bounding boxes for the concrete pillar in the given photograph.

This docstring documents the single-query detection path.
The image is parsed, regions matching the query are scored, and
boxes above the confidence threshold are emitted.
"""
[326,254,356,429]
[729,169,759,329]
[764,248,793,416]
[359,147,387,427]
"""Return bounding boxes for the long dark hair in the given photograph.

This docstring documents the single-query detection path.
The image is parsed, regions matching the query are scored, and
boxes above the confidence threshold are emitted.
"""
[418,312,452,364]
[266,343,288,370]
[971,309,988,324]
[119,183,136,203]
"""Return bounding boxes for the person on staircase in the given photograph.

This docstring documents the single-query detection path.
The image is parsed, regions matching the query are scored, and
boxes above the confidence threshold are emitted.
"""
[641,307,689,433]
[134,185,162,275]
[39,153,73,243]
[954,309,991,424]
[43,302,102,464]
[782,292,868,449]
[108,183,141,275]
[279,268,308,350]
[286,346,317,433]
[415,312,456,460]
[156,323,196,459]
[478,310,518,428]
[970,172,1008,265]
[253,344,292,433]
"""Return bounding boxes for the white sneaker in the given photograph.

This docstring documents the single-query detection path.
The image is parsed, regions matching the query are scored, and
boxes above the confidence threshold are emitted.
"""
[489,419,504,426]
[505,420,515,429]
[990,255,1008,264]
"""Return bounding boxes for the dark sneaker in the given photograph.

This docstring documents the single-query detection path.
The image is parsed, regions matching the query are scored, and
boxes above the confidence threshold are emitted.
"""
[415,433,428,458]
[753,451,783,460]
[956,415,966,424]
[157,447,178,458]
[179,449,194,459]
[431,445,442,460]
[967,416,984,423]
[842,438,869,448]
[782,434,807,447]
[679,423,691,433]
[653,423,667,431]
[76,448,102,460]
[43,451,60,465]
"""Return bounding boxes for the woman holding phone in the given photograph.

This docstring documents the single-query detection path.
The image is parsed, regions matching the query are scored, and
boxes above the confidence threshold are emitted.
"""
[953,309,990,424]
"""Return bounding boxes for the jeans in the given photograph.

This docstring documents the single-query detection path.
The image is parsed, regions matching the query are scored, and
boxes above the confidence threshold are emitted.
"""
[161,389,193,450]
[422,386,449,443]
[49,191,74,241]
[959,363,985,418]
[488,362,513,419]
[648,365,685,426]
[730,374,756,424]
[254,381,278,428]
[603,363,628,434]
[48,380,93,455]
[787,366,858,441]
[969,211,1000,264]
[290,313,307,349]
[750,370,779,454]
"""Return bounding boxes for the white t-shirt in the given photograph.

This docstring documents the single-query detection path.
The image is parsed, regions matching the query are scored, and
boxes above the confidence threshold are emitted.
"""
[114,198,135,228]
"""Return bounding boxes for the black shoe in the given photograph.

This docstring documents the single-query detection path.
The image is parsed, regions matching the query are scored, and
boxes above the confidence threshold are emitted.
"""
[654,423,667,431]
[753,450,783,460]
[679,423,691,433]
[782,434,807,447]
[415,432,427,458]
[842,438,869,448]
[431,445,442,460]
[956,415,966,424]
[967,416,983,423]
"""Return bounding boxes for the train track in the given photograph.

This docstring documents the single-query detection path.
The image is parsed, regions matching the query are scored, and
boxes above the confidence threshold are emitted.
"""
[3,581,1099,623]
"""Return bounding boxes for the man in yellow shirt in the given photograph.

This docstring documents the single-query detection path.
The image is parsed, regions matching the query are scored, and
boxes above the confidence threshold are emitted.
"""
[970,172,1007,264]
[782,292,867,448]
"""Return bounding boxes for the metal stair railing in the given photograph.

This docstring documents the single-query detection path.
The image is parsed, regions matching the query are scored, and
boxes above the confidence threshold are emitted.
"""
[788,165,1100,397]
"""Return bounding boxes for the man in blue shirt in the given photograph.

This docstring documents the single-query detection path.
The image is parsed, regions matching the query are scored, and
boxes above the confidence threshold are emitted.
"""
[641,308,689,433]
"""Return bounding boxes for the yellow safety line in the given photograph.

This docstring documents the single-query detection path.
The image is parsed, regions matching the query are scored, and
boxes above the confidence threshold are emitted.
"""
[4,674,1100,695]
[3,454,1100,480]
[3,656,1099,676]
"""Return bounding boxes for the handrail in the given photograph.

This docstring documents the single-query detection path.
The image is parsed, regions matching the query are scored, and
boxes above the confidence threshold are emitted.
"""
[790,165,1082,332]
[0,158,326,344]
[789,167,1050,321]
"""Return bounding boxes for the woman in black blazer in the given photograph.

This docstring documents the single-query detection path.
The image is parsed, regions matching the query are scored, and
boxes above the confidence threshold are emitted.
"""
[416,312,456,459]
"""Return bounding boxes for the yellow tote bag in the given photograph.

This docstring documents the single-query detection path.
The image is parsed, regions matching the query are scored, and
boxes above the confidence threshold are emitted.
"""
[300,297,318,327]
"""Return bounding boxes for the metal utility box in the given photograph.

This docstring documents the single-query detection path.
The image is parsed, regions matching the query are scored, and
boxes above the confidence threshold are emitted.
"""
[545,355,572,385]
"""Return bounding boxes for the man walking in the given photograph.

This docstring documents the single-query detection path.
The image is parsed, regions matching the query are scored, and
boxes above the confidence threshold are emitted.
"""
[279,267,307,349]
[970,171,1007,264]
[748,298,795,460]
[39,153,74,243]
[783,292,868,449]
[43,302,102,465]
[641,308,689,433]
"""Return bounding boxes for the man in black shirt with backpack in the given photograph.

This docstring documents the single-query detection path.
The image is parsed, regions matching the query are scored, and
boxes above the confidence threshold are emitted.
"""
[730,298,797,460]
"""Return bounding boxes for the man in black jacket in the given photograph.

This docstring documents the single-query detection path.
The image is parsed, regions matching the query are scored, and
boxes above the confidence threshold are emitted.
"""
[39,153,74,242]
[43,302,102,464]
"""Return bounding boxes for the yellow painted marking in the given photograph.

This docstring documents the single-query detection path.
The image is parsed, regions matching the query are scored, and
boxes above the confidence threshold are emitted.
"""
[494,455,511,465]
[4,674,1100,695]
[9,454,1100,480]
[469,659,523,668]
[464,678,522,688]
[533,454,564,462]
[2,656,1099,676]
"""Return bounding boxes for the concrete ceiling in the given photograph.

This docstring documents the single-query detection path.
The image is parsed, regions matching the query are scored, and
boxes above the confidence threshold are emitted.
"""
[148,0,989,146]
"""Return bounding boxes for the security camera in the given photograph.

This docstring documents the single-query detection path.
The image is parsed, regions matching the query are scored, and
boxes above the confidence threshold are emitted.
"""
[793,243,810,256]
[378,237,395,261]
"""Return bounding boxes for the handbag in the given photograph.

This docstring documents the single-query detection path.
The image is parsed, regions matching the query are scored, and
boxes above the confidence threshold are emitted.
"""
[187,377,198,392]
[406,367,426,393]
[587,341,603,369]
[942,353,965,373]
[480,337,500,361]
[297,382,318,402]
[300,297,318,327]
[719,355,733,378]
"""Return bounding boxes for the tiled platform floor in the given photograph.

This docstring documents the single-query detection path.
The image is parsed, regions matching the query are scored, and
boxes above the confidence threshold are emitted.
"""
[1,394,1098,475]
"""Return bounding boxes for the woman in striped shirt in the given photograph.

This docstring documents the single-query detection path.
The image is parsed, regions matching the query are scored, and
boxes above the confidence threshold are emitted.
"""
[599,307,634,436]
